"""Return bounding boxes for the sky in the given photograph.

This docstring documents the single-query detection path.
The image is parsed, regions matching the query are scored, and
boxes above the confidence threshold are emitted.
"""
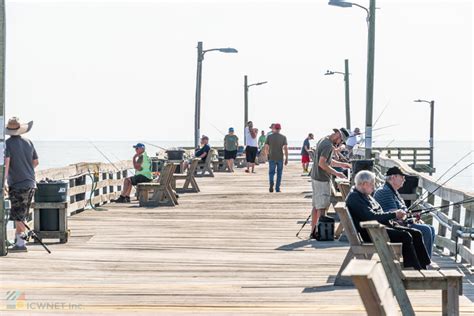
[4,0,473,143]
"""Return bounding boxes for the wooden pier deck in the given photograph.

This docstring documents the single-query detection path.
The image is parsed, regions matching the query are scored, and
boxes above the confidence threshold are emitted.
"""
[1,163,473,315]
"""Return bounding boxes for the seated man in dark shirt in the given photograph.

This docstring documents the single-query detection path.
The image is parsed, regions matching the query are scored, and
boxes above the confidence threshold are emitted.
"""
[184,135,211,171]
[195,135,211,162]
[346,170,431,270]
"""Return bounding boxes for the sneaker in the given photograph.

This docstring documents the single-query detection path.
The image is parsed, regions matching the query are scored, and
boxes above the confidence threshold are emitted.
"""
[269,185,274,193]
[9,245,28,252]
[112,195,129,203]
[276,188,281,193]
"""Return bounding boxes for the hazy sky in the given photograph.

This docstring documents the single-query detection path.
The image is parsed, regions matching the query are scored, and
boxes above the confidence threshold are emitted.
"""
[5,0,473,142]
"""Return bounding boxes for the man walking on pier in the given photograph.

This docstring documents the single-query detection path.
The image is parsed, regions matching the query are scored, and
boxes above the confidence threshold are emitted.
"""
[113,143,152,203]
[264,123,288,192]
[4,117,39,252]
[310,128,351,239]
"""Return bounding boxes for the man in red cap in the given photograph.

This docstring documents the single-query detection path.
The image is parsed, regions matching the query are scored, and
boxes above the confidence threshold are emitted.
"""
[263,123,288,192]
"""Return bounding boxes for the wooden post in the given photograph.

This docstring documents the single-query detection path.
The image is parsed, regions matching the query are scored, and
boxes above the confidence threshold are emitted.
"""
[463,202,472,249]
[0,0,6,256]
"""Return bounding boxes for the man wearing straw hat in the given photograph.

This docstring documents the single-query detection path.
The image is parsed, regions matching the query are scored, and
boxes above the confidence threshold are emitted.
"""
[4,117,39,252]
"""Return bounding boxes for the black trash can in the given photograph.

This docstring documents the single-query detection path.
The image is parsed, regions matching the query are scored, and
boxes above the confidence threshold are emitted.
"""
[35,181,68,232]
[166,149,185,161]
[351,159,374,180]
[398,175,419,207]
[35,181,68,202]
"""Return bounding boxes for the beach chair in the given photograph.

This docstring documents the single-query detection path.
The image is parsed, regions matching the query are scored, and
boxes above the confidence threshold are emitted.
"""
[172,158,200,193]
[137,163,178,207]
[333,202,402,286]
[342,259,400,316]
[361,221,464,316]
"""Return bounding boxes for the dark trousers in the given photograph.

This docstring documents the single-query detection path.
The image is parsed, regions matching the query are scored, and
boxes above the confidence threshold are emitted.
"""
[386,226,431,270]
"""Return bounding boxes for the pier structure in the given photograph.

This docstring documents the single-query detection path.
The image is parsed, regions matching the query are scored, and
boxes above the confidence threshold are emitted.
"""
[0,150,473,314]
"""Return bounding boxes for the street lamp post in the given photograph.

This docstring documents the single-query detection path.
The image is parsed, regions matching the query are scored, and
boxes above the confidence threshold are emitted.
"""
[244,75,268,144]
[325,58,351,130]
[194,41,238,148]
[329,0,376,159]
[414,99,435,175]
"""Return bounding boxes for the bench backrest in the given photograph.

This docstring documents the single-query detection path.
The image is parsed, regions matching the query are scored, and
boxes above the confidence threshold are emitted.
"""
[342,259,399,316]
[187,158,199,176]
[160,163,176,187]
[360,221,415,316]
[334,202,363,246]
[337,181,351,200]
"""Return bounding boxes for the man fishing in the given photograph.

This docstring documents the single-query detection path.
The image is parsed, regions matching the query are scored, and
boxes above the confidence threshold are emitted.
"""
[374,167,436,258]
[309,128,351,239]
[112,143,152,203]
[4,117,39,252]
[346,170,431,270]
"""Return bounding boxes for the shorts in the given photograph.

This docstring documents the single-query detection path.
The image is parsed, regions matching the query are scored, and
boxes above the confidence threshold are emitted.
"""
[312,179,331,209]
[245,146,258,163]
[224,150,237,160]
[301,155,310,163]
[130,174,152,186]
[9,188,35,222]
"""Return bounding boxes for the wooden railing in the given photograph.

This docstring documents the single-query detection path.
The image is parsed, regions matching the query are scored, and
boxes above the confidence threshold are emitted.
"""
[34,160,132,216]
[373,147,434,174]
[375,152,473,265]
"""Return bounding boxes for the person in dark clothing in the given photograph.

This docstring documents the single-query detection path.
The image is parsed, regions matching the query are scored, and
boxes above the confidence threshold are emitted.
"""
[346,170,431,270]
[4,117,39,252]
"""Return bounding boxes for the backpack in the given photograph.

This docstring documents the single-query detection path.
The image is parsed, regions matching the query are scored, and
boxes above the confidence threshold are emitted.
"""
[317,216,335,241]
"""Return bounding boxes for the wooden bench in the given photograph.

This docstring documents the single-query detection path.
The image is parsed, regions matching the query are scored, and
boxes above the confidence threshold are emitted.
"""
[334,181,351,239]
[361,220,464,316]
[342,259,400,315]
[137,163,178,207]
[195,151,214,177]
[333,202,402,286]
[172,158,200,193]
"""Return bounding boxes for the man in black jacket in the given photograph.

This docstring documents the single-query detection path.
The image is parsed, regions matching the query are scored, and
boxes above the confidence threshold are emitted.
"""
[346,170,431,270]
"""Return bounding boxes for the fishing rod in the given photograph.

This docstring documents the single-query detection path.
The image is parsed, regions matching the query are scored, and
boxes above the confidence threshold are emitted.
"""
[432,150,473,184]
[22,221,51,254]
[407,197,474,217]
[206,120,227,137]
[143,141,168,152]
[408,162,473,211]
[89,141,121,172]
[296,213,312,238]
[373,99,391,127]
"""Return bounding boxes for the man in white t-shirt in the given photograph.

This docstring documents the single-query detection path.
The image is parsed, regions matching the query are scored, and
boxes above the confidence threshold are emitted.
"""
[346,127,361,156]
[244,121,259,173]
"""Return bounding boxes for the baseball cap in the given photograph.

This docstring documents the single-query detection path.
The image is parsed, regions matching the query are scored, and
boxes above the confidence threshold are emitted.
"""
[229,127,234,132]
[133,143,145,149]
[274,123,281,130]
[386,166,408,177]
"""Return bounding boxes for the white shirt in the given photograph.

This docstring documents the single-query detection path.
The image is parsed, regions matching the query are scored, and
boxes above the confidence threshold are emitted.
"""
[245,127,258,147]
[346,132,359,147]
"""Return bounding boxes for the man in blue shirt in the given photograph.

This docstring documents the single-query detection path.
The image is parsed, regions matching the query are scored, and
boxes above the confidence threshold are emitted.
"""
[374,167,436,258]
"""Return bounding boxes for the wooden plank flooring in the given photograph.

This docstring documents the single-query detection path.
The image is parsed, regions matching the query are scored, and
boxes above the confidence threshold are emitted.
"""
[1,163,473,315]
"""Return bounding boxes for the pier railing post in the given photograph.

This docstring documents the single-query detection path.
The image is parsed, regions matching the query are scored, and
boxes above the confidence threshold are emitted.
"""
[0,0,7,256]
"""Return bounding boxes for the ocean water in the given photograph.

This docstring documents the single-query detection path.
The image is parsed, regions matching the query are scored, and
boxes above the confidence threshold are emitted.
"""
[32,140,473,191]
